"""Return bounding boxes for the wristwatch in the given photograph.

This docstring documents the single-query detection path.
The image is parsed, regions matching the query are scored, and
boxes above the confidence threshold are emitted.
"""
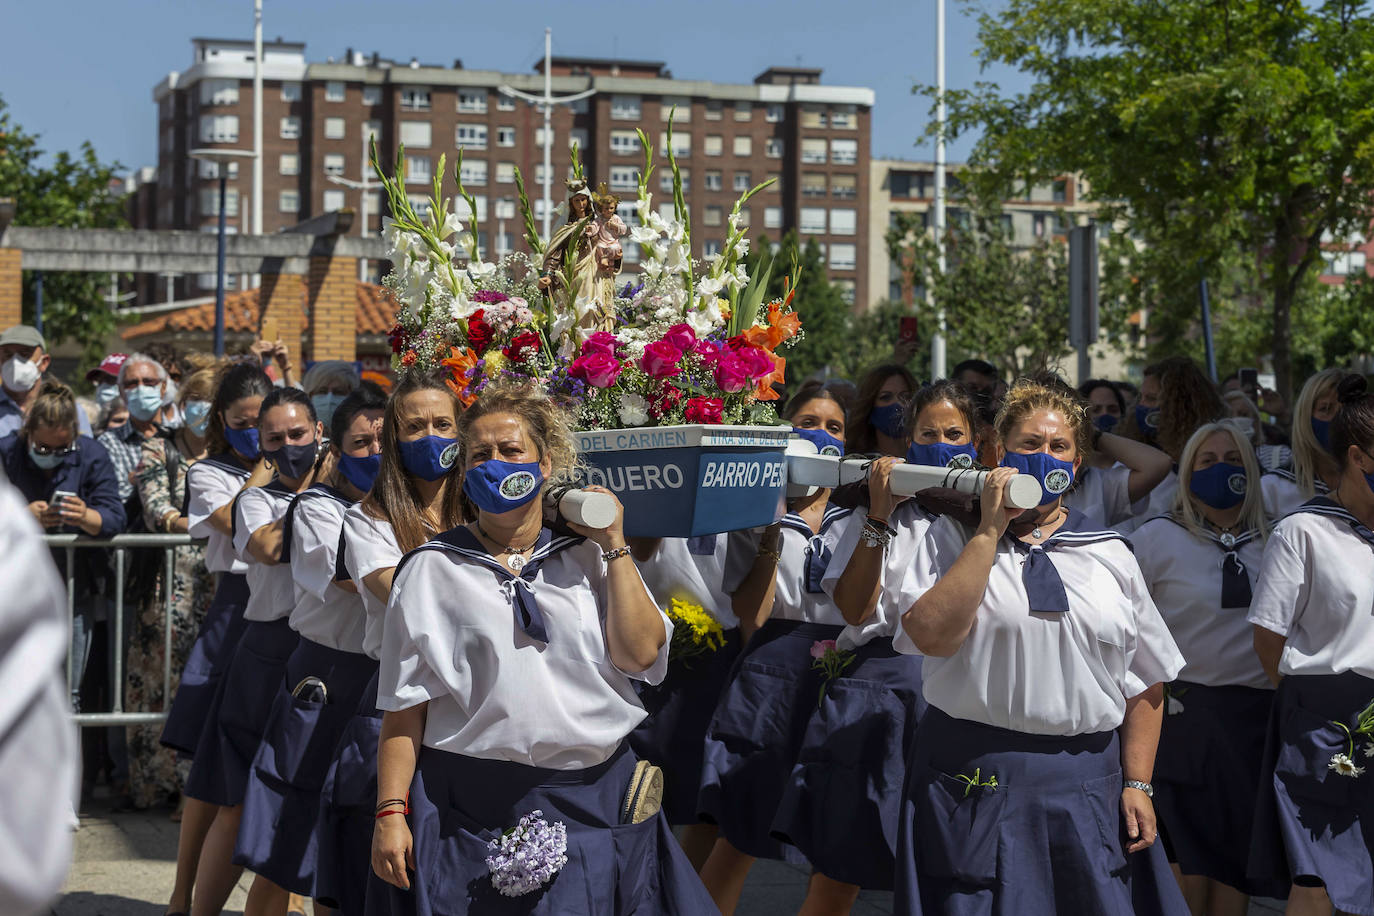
[1124,779,1153,798]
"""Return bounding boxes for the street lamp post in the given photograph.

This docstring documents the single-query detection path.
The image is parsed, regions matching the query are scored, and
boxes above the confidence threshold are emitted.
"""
[188,148,256,356]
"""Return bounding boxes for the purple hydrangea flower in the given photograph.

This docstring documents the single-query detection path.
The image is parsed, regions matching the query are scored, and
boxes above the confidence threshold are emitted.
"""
[485,810,569,897]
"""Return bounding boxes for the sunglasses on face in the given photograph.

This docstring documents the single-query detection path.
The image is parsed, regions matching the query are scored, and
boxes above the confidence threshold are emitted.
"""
[31,442,77,457]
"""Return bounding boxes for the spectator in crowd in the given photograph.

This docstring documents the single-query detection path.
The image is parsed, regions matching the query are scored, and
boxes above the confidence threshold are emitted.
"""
[1220,370,1292,437]
[249,338,296,388]
[1122,356,1227,462]
[98,353,172,507]
[87,354,128,414]
[301,359,360,430]
[0,382,125,709]
[952,358,1001,400]
[143,343,184,429]
[96,399,129,436]
[1080,378,1126,432]
[849,363,918,456]
[1223,389,1293,472]
[0,325,93,437]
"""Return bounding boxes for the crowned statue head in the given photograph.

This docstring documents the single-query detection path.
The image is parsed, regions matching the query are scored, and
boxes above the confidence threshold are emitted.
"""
[592,182,620,219]
[566,178,592,219]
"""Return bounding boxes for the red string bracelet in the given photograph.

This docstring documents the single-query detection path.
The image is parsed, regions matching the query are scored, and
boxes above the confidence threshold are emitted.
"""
[375,808,408,819]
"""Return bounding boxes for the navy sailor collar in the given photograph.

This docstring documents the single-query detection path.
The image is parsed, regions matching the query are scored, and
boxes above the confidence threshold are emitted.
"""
[1006,506,1133,553]
[1290,496,1374,548]
[397,524,585,583]
[778,503,851,538]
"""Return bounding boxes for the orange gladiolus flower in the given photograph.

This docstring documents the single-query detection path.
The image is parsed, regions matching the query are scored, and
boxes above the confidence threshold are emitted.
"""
[751,350,785,401]
[441,346,480,407]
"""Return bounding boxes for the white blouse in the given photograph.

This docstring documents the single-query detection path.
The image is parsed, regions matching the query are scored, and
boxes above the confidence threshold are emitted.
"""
[233,484,298,623]
[341,504,402,662]
[378,530,672,769]
[1063,464,1134,529]
[184,457,250,575]
[895,511,1184,736]
[1260,469,1329,521]
[820,499,934,649]
[1247,501,1374,679]
[635,535,739,630]
[286,486,367,654]
[723,504,853,633]
[1132,516,1271,690]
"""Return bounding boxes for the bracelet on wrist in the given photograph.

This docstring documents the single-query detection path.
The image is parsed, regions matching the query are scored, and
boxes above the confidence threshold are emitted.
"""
[1124,779,1153,798]
[602,545,632,563]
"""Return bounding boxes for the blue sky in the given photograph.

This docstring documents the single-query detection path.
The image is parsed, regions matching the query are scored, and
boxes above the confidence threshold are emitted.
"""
[2,0,1024,174]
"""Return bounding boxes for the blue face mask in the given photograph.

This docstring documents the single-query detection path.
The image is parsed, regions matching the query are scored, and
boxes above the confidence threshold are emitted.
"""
[224,425,260,460]
[312,393,347,430]
[28,446,66,470]
[906,441,978,469]
[1189,461,1248,510]
[1311,417,1332,451]
[338,452,381,493]
[1001,450,1076,506]
[463,459,544,515]
[125,384,164,423]
[1135,404,1160,435]
[398,435,460,482]
[1094,414,1119,432]
[264,441,318,481]
[868,402,906,440]
[184,400,211,437]
[793,426,844,456]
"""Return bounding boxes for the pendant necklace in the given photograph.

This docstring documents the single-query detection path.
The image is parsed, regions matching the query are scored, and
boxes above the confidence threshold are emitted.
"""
[477,523,536,571]
[1030,509,1063,541]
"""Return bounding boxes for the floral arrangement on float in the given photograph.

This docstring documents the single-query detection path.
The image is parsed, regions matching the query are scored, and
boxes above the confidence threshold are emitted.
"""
[372,114,798,536]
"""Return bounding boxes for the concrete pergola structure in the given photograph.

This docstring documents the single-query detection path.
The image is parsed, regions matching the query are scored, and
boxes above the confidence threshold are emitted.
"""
[0,200,389,365]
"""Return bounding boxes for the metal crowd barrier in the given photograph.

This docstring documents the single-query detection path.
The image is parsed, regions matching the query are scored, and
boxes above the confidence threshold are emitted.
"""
[42,532,195,728]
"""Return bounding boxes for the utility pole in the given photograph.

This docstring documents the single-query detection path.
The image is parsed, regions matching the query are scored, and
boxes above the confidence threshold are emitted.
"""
[498,28,596,239]
[327,131,377,281]
[251,0,264,243]
[931,0,948,379]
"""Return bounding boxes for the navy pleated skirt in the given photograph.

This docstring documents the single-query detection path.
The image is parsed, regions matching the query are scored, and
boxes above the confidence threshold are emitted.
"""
[161,572,250,756]
[893,707,1190,916]
[183,617,298,807]
[234,637,379,894]
[315,669,383,913]
[772,640,925,890]
[1248,670,1374,914]
[628,627,742,826]
[1153,681,1286,898]
[363,744,720,916]
[696,618,844,860]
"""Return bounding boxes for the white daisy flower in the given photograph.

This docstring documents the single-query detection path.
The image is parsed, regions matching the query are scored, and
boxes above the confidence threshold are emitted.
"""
[1329,753,1365,777]
[1364,742,1374,759]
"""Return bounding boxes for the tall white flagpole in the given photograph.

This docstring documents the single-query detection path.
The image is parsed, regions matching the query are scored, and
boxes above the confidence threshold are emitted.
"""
[931,0,948,379]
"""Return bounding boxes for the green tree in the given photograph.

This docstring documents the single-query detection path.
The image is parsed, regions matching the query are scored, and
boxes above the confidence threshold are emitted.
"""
[0,96,127,367]
[926,0,1374,402]
[746,230,855,383]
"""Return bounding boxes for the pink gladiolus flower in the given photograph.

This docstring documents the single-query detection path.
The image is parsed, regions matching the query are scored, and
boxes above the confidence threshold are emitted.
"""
[713,351,751,393]
[568,353,622,388]
[639,341,684,379]
[664,323,696,352]
[810,639,837,660]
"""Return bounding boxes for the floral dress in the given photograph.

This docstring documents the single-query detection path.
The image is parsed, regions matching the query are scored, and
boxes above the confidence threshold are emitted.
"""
[124,432,216,808]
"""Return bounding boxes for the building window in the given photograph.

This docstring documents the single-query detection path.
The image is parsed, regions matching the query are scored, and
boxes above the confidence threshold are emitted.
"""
[704,171,722,191]
[458,89,487,113]
[199,79,239,106]
[569,128,589,152]
[279,153,299,176]
[1053,178,1068,202]
[454,194,488,221]
[660,96,691,120]
[497,94,516,111]
[659,168,690,192]
[460,159,488,186]
[831,104,857,129]
[705,100,723,120]
[199,115,239,143]
[325,80,346,102]
[800,207,826,234]
[363,119,383,143]
[734,101,752,122]
[829,243,857,270]
[830,208,857,235]
[801,139,827,164]
[324,154,346,176]
[801,106,827,129]
[831,174,857,199]
[400,86,431,111]
[609,166,638,191]
[657,131,690,158]
[736,207,751,227]
[831,138,858,165]
[703,206,723,227]
[456,125,488,150]
[765,138,784,159]
[199,187,239,217]
[323,189,346,211]
[611,94,642,120]
[281,81,302,102]
[768,174,783,194]
[733,136,753,157]
[766,103,784,123]
[496,162,516,184]
[405,155,431,184]
[364,191,380,213]
[610,130,639,156]
[324,117,347,140]
[703,239,723,257]
[198,159,238,179]
[534,126,554,146]
[534,164,550,186]
[658,202,676,223]
[704,135,723,157]
[734,171,751,192]
[400,121,432,148]
[623,241,640,264]
[496,126,516,147]
[278,190,299,213]
[764,206,783,229]
[362,85,382,106]
[802,173,827,197]
[570,97,589,114]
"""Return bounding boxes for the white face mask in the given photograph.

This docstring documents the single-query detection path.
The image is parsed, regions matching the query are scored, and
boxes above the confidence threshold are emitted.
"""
[1232,417,1256,439]
[1,355,41,393]
[95,383,121,409]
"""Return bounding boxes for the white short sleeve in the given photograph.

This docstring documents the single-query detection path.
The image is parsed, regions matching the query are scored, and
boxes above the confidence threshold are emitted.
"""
[892,517,962,655]
[233,487,281,560]
[1118,553,1186,698]
[291,497,344,602]
[377,551,459,712]
[185,462,241,538]
[1246,526,1309,637]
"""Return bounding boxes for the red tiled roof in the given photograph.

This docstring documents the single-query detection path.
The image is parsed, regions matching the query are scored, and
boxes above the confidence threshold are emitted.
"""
[121,282,398,341]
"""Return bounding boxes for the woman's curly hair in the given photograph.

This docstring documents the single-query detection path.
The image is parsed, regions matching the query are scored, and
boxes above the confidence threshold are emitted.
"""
[457,379,584,511]
[994,379,1093,459]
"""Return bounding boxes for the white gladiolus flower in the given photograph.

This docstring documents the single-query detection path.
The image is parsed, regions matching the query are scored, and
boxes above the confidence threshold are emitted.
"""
[1329,753,1366,777]
[663,242,689,273]
[618,393,650,427]
[441,210,465,240]
[737,238,750,257]
[631,224,661,246]
[697,275,725,299]
[1365,742,1374,759]
[647,211,669,234]
[468,260,498,284]
[636,194,654,222]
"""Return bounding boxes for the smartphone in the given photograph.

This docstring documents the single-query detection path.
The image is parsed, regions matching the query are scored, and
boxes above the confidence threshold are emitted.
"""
[51,489,77,507]
[1238,367,1259,400]
[899,316,919,343]
[261,318,279,343]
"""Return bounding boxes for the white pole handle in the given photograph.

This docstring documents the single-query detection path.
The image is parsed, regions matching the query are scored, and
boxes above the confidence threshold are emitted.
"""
[546,486,618,529]
[784,453,1044,511]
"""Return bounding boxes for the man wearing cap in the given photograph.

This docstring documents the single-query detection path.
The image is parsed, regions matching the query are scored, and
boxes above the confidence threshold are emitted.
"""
[0,325,94,438]
[87,353,128,416]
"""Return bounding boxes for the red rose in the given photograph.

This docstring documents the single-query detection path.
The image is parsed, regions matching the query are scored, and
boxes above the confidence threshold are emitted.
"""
[639,341,684,379]
[466,310,495,355]
[712,351,751,393]
[503,331,542,363]
[650,384,683,419]
[388,323,406,354]
[685,396,724,424]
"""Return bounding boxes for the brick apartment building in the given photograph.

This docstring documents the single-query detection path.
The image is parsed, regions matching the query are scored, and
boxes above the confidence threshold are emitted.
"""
[136,38,875,307]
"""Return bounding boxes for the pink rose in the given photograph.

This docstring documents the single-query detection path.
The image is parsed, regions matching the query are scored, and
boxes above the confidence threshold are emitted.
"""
[737,346,775,382]
[569,352,623,388]
[639,341,684,379]
[581,331,621,359]
[663,323,696,352]
[712,351,751,393]
[810,639,837,660]
[693,339,722,363]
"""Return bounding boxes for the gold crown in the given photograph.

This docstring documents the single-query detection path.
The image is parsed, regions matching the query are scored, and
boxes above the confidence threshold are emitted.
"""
[592,181,620,208]
[564,178,588,194]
